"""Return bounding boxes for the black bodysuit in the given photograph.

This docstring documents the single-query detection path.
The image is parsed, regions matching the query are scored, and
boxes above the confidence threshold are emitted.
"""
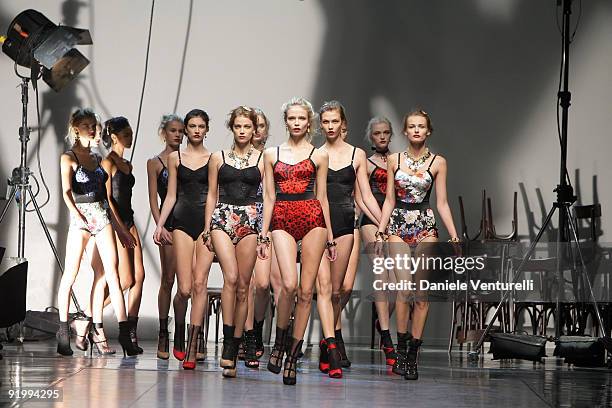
[111,166,135,229]
[327,147,357,239]
[172,151,209,241]
[156,156,174,230]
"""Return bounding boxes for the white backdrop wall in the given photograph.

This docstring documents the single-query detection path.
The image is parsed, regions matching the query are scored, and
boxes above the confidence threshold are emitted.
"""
[0,0,611,344]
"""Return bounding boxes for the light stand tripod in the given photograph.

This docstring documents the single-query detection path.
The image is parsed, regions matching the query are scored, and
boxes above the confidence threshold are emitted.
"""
[468,0,611,359]
[0,74,85,318]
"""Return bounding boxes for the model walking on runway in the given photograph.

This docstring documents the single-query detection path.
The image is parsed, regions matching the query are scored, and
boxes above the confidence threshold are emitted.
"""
[154,109,215,370]
[376,110,459,380]
[147,114,183,359]
[258,97,336,385]
[359,117,398,366]
[203,106,263,377]
[315,101,381,378]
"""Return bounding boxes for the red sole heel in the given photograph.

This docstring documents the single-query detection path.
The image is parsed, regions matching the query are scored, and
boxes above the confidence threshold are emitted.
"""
[182,361,196,370]
[319,362,330,373]
[173,349,186,361]
[328,368,343,378]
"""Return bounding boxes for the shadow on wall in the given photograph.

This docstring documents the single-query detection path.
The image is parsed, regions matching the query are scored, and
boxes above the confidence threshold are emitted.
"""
[311,0,603,224]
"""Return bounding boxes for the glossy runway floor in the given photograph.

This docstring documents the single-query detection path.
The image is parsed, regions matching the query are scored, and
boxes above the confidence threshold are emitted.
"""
[1,340,611,407]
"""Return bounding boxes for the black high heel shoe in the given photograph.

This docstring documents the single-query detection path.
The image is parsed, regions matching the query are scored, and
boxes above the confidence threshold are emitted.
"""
[283,338,303,386]
[128,316,143,354]
[183,325,200,370]
[267,326,288,374]
[196,327,207,361]
[56,321,73,356]
[89,323,116,356]
[71,316,91,352]
[118,321,140,357]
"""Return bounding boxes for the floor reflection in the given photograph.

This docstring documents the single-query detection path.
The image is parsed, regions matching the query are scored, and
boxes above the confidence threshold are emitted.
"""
[0,340,611,407]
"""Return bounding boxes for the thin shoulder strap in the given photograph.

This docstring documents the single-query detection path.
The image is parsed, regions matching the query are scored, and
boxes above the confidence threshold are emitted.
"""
[157,156,165,168]
[350,147,357,164]
[256,150,263,165]
[427,154,437,171]
[221,150,226,163]
[178,150,182,164]
[367,157,378,167]
[276,146,280,162]
[308,146,316,158]
[70,150,80,165]
[395,152,401,173]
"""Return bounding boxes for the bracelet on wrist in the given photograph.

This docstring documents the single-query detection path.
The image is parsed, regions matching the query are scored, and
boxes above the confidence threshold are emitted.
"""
[448,237,461,243]
[202,231,211,242]
[375,231,388,241]
[326,240,337,248]
[257,234,271,245]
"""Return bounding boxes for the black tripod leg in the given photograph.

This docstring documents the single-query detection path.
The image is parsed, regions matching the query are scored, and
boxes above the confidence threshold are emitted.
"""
[469,205,558,358]
[26,186,84,316]
[564,205,607,334]
[0,186,17,225]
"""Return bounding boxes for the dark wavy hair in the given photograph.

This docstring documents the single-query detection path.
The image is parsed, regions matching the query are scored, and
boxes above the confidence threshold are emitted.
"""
[184,109,210,129]
[102,116,131,148]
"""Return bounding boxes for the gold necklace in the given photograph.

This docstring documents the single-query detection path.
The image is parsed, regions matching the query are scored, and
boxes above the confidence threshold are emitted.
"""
[228,145,254,169]
[403,147,431,172]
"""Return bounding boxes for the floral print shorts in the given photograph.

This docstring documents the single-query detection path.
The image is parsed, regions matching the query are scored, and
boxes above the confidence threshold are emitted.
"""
[211,202,259,245]
[70,201,111,235]
[255,201,264,233]
[387,207,438,246]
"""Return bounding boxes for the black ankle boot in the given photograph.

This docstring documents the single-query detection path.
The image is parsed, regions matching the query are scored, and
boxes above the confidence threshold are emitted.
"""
[244,330,259,369]
[118,321,140,357]
[56,321,73,356]
[392,332,413,376]
[405,338,423,380]
[220,325,237,368]
[128,316,143,354]
[326,337,343,378]
[267,326,288,374]
[380,329,398,366]
[237,333,245,361]
[335,329,351,368]
[173,322,186,361]
[283,338,303,386]
[253,319,265,358]
[318,338,329,373]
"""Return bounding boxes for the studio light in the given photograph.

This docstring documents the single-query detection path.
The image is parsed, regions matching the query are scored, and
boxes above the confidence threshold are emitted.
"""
[1,9,92,91]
